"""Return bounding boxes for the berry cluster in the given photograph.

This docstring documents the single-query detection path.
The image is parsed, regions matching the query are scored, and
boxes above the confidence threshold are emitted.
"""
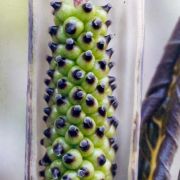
[40,1,118,179]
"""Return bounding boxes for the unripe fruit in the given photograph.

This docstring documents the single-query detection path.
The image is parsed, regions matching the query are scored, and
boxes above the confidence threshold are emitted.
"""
[41,1,118,179]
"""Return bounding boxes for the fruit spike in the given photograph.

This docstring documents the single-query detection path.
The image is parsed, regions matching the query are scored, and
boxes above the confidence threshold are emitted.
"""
[40,0,119,179]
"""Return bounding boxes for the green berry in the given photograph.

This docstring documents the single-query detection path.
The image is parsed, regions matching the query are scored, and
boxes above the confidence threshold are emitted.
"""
[77,32,95,51]
[79,117,96,136]
[77,160,95,179]
[62,149,83,170]
[93,171,105,180]
[82,94,99,114]
[61,171,80,180]
[67,105,85,124]
[76,1,96,22]
[41,1,118,179]
[65,125,84,145]
[56,56,75,76]
[69,86,86,105]
[63,17,84,38]
[52,2,76,23]
[54,116,70,136]
[82,72,98,93]
[76,51,95,71]
[68,66,85,85]
[78,138,94,157]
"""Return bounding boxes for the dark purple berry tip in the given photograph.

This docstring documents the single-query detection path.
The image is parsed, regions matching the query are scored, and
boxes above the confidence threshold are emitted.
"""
[92,19,102,29]
[97,40,105,50]
[110,83,117,91]
[65,22,76,35]
[86,73,95,84]
[50,1,62,10]
[82,2,93,12]
[79,140,90,151]
[58,78,67,89]
[66,38,75,50]
[105,34,112,44]
[56,95,66,106]
[108,76,116,84]
[98,106,106,117]
[44,78,51,86]
[51,167,61,179]
[56,56,66,67]
[43,116,48,122]
[98,154,106,166]
[44,94,50,103]
[105,20,112,27]
[46,55,52,64]
[43,128,51,138]
[83,32,93,43]
[106,48,114,58]
[113,144,119,152]
[72,69,84,80]
[46,87,54,96]
[98,61,107,71]
[83,51,93,61]
[49,26,58,36]
[44,107,51,116]
[102,3,112,13]
[96,127,105,138]
[71,105,81,117]
[55,117,66,128]
[48,42,58,52]
[97,84,105,93]
[39,170,45,177]
[40,139,44,145]
[108,62,114,69]
[53,143,64,156]
[63,153,75,164]
[47,69,54,78]
[83,117,93,129]
[86,95,95,106]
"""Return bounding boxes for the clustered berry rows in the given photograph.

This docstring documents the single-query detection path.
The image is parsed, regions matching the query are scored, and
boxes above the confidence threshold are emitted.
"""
[39,1,119,180]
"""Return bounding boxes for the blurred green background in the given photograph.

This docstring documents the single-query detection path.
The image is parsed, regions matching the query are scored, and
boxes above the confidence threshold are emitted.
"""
[0,1,27,179]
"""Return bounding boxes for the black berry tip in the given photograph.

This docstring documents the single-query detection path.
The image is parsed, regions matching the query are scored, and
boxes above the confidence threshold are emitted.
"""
[108,62,114,69]
[96,127,105,138]
[105,34,112,44]
[55,56,66,67]
[49,26,58,36]
[51,167,61,179]
[44,94,50,103]
[43,128,52,138]
[79,140,90,151]
[102,3,112,13]
[106,48,114,58]
[39,170,45,177]
[86,73,95,84]
[98,106,106,117]
[83,51,93,61]
[46,87,54,96]
[109,138,116,146]
[44,107,51,116]
[48,42,58,52]
[55,117,66,128]
[43,116,48,122]
[65,22,76,35]
[83,117,93,129]
[56,95,66,106]
[108,76,116,84]
[53,143,64,156]
[44,78,51,86]
[92,19,102,29]
[63,153,75,164]
[110,83,117,91]
[98,154,106,166]
[105,20,112,27]
[40,138,44,145]
[46,55,52,64]
[82,2,93,13]
[72,69,84,80]
[83,32,93,43]
[71,105,81,117]
[50,1,62,10]
[113,144,119,152]
[98,61,107,71]
[47,69,54,78]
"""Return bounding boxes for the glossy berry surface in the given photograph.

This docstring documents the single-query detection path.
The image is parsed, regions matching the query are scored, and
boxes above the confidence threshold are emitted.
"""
[40,1,118,179]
